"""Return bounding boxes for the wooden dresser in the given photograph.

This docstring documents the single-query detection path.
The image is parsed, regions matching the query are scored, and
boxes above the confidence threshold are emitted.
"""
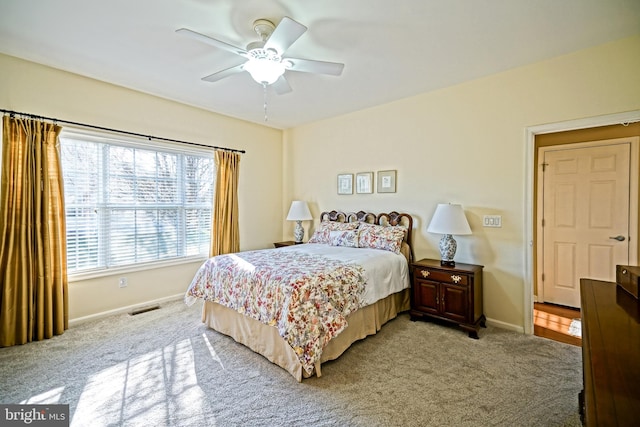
[410,259,485,338]
[580,278,640,426]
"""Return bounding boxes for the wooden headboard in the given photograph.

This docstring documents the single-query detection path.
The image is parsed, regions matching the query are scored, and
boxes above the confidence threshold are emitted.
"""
[319,210,414,260]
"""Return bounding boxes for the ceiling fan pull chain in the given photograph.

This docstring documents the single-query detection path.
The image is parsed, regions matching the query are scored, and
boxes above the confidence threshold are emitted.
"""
[263,82,269,122]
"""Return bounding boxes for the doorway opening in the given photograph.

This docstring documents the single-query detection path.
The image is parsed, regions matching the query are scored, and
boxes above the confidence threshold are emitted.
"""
[536,138,638,308]
[524,111,640,336]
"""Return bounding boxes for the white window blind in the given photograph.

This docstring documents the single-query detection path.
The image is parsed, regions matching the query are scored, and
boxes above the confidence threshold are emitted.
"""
[60,130,214,274]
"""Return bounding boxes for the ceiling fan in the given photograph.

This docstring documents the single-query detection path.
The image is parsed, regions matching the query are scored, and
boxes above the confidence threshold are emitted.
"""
[176,17,345,94]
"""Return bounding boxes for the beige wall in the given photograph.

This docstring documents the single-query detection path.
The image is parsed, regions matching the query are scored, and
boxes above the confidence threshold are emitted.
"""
[283,35,640,330]
[2,35,639,329]
[0,53,283,321]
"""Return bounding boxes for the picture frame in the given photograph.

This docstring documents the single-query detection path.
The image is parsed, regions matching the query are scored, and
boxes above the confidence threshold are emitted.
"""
[337,173,353,195]
[356,172,374,194]
[377,170,397,193]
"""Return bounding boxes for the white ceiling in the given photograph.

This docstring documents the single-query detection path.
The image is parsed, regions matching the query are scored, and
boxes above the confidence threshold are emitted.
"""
[1,0,639,129]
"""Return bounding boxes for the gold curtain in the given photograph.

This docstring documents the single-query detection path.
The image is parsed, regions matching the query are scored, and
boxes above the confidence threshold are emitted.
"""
[210,150,240,256]
[0,116,68,347]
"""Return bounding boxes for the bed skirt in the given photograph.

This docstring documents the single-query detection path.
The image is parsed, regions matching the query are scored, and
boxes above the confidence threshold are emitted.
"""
[201,288,411,381]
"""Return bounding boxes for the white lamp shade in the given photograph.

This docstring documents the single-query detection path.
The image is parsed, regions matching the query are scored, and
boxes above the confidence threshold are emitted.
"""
[286,201,312,221]
[427,203,472,235]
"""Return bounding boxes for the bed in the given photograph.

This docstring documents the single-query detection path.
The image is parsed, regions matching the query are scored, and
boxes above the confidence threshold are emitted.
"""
[185,210,414,381]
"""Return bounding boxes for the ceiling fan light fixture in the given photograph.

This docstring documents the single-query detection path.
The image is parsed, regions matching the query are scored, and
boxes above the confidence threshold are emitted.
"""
[244,48,285,85]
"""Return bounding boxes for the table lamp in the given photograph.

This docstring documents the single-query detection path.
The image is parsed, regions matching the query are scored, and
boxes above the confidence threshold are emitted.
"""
[286,201,312,243]
[427,203,472,266]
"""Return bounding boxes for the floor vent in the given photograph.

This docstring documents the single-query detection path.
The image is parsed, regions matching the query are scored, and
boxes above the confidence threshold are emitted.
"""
[129,304,160,316]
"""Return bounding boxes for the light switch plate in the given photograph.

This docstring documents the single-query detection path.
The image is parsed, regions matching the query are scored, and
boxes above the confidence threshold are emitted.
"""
[483,215,502,228]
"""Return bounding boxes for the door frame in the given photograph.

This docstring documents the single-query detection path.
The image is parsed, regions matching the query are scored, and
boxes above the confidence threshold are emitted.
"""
[524,110,640,334]
[536,138,639,303]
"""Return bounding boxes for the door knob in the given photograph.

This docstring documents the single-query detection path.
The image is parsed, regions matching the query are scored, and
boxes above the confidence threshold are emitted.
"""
[609,235,626,241]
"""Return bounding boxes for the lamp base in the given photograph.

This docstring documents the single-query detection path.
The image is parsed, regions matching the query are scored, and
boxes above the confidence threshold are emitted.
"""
[293,220,304,243]
[439,234,457,267]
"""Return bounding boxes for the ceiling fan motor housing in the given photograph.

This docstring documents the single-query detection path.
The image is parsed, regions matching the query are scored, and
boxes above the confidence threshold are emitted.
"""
[243,18,287,85]
[246,19,277,52]
[253,19,275,41]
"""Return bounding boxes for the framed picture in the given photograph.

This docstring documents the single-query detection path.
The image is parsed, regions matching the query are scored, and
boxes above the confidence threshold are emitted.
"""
[356,172,373,194]
[377,170,397,193]
[337,173,353,195]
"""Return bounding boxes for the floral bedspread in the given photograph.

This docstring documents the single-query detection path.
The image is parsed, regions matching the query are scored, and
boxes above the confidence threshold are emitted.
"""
[185,249,366,375]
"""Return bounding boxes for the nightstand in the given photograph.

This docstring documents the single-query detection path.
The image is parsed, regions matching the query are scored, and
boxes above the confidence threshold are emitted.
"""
[410,258,485,338]
[273,241,303,248]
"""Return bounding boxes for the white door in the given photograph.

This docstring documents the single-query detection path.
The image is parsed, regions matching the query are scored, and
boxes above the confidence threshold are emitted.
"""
[541,140,631,307]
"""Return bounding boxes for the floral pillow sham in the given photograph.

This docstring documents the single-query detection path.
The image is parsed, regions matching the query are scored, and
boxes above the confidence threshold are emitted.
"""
[329,230,359,248]
[356,222,406,255]
[308,220,407,255]
[308,221,359,244]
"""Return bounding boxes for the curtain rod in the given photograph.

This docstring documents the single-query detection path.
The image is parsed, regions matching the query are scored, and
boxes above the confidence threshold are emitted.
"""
[1,108,246,154]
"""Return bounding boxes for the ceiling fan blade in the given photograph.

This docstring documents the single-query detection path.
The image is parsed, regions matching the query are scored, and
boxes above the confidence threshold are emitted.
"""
[264,17,307,55]
[286,58,344,76]
[201,63,246,82]
[176,28,247,57]
[272,76,292,95]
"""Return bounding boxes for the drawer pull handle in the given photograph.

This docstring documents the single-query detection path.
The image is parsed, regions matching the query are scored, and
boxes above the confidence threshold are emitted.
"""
[451,275,462,283]
[421,270,430,278]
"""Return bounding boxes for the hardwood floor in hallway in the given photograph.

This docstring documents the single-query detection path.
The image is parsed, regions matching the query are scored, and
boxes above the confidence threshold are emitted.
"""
[534,302,581,347]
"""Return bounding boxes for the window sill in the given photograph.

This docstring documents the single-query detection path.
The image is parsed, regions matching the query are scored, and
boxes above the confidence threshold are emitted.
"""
[68,256,207,282]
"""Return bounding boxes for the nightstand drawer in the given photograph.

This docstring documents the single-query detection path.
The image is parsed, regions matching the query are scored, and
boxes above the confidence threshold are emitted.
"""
[414,268,469,286]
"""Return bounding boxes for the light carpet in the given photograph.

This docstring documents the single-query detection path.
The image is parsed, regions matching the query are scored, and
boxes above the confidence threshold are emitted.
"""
[0,299,583,426]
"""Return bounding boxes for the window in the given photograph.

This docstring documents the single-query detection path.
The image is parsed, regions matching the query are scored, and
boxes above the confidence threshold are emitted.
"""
[60,130,214,275]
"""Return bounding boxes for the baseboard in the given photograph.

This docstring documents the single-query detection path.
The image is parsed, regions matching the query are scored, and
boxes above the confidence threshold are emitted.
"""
[486,317,525,334]
[69,293,184,326]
